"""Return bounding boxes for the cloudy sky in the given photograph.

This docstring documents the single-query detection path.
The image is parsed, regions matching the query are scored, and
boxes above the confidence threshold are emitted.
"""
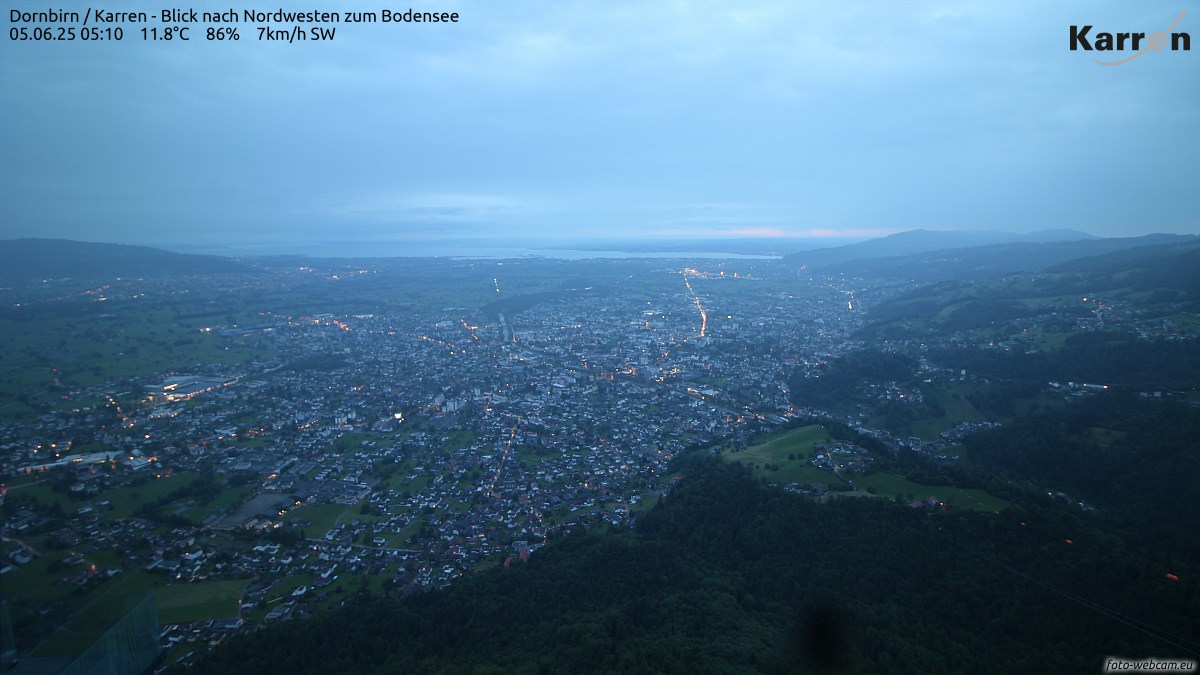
[1,0,1197,254]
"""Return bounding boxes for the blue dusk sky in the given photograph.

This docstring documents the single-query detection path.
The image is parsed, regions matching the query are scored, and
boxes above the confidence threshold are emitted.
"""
[1,0,1197,254]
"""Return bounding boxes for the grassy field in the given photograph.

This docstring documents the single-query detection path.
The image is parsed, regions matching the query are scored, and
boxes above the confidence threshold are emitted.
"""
[852,472,1011,512]
[442,429,477,451]
[2,480,88,513]
[32,570,163,656]
[5,472,206,526]
[183,484,254,523]
[384,516,424,547]
[878,382,988,441]
[629,494,660,514]
[155,579,247,623]
[545,503,600,526]
[103,472,199,520]
[272,573,315,599]
[387,473,431,494]
[725,425,1011,513]
[740,425,831,463]
[724,425,836,485]
[283,503,351,537]
[331,432,376,454]
[1083,426,1127,449]
[1,544,101,606]
[2,542,157,656]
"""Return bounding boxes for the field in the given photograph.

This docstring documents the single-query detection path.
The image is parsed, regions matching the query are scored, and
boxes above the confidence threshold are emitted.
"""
[724,425,834,485]
[725,425,1011,513]
[3,542,244,656]
[183,484,254,523]
[852,472,1011,512]
[387,473,431,494]
[31,570,162,656]
[1,479,88,513]
[739,425,831,464]
[384,516,424,547]
[104,472,200,520]
[907,382,990,439]
[0,300,266,423]
[155,579,247,624]
[283,503,351,537]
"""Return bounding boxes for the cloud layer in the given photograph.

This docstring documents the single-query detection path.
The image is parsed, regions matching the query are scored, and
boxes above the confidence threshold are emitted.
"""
[2,0,1197,252]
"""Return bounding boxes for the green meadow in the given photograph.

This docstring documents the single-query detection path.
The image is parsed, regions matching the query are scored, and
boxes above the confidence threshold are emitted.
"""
[155,579,247,623]
[725,425,1010,513]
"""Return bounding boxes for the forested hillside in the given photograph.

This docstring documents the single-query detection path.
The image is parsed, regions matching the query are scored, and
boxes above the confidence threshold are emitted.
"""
[189,457,1197,674]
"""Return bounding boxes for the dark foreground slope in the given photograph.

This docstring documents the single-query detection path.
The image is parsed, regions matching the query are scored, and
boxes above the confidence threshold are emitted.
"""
[189,457,1196,675]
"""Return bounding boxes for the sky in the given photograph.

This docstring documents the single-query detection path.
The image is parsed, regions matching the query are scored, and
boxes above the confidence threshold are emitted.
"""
[1,0,1198,255]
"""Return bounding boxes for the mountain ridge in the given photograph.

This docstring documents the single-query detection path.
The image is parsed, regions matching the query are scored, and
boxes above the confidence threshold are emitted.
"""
[783,228,1099,267]
[0,238,253,282]
[805,233,1199,282]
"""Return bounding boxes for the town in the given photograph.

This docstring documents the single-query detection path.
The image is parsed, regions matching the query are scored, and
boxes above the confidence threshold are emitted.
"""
[2,252,1195,665]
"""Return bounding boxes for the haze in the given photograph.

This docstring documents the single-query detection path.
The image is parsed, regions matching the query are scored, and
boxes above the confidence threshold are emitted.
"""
[1,0,1197,255]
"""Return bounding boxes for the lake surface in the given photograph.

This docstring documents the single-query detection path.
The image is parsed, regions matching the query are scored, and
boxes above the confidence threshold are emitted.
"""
[177,242,783,260]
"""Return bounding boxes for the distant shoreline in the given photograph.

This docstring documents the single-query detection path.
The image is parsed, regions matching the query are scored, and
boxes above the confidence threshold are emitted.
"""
[171,244,784,260]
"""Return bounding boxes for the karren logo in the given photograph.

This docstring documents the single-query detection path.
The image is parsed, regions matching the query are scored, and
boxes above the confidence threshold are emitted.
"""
[1071,11,1190,66]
